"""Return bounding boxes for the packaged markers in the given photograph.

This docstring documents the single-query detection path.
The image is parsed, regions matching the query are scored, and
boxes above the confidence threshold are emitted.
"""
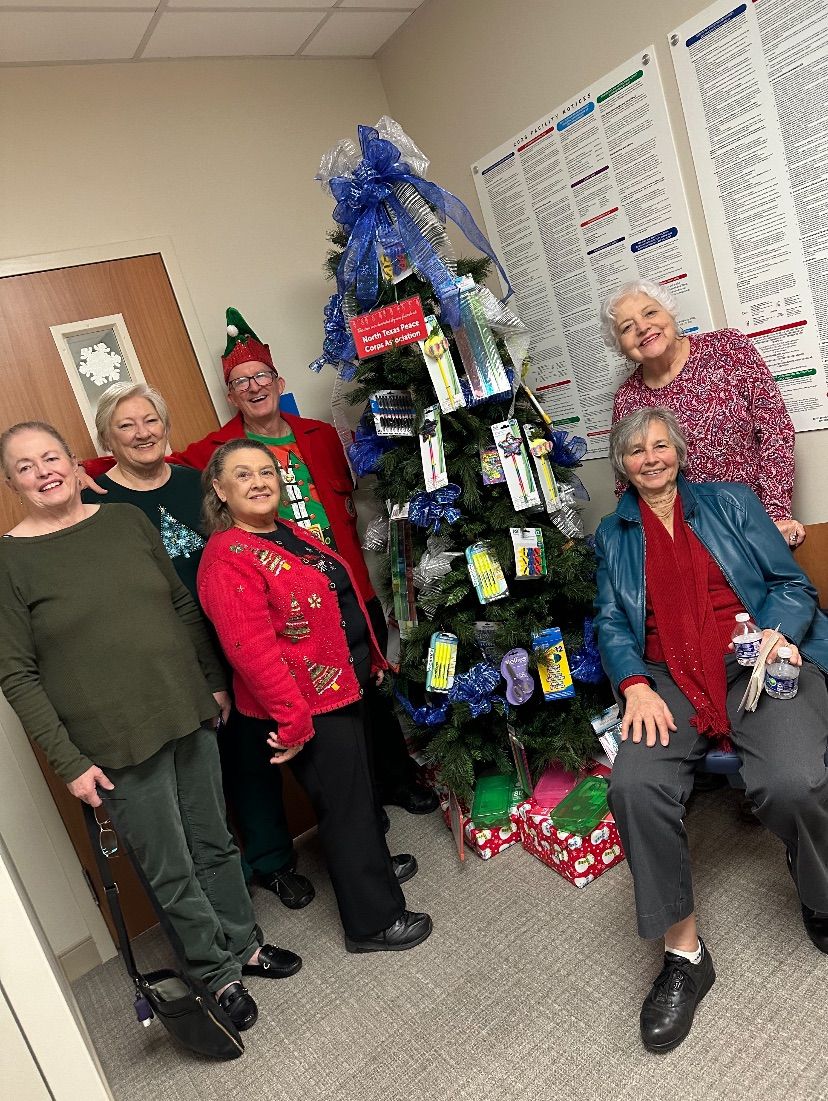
[418,405,448,492]
[491,419,541,511]
[523,424,561,514]
[590,704,622,765]
[369,390,416,437]
[418,317,465,413]
[465,541,509,604]
[510,527,547,579]
[425,631,458,693]
[532,626,575,700]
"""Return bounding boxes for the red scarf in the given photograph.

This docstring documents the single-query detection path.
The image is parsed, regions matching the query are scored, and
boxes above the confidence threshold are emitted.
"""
[640,495,731,740]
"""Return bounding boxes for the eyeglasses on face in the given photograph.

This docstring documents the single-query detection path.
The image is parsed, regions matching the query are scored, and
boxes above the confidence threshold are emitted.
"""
[228,370,279,394]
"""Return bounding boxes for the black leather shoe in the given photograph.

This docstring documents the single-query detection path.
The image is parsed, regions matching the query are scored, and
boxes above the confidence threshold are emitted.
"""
[785,849,828,952]
[243,943,303,979]
[345,910,433,953]
[392,853,418,884]
[383,784,439,815]
[254,866,315,910]
[217,981,258,1031]
[640,939,715,1052]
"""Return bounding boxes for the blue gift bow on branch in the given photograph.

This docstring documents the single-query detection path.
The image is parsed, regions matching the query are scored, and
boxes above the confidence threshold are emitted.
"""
[408,484,462,533]
[328,126,513,329]
[395,689,449,727]
[549,429,587,468]
[309,293,358,379]
[448,662,504,718]
[347,415,397,477]
[569,616,605,685]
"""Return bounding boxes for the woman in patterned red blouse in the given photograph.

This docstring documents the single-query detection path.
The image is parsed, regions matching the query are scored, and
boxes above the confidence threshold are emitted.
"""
[602,279,804,547]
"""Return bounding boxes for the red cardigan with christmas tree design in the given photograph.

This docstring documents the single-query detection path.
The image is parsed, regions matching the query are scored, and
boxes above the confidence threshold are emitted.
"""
[197,522,386,747]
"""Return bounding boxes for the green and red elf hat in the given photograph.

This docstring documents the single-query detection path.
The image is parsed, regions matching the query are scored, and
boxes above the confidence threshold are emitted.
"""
[221,307,274,382]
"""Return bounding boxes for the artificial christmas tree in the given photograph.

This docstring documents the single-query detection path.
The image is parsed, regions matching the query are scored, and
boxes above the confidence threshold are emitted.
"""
[310,119,612,800]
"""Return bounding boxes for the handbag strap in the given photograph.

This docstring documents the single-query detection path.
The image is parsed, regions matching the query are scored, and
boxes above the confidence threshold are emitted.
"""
[82,801,141,986]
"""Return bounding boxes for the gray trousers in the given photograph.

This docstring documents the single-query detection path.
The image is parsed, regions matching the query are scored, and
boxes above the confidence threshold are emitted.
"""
[608,656,828,939]
[104,727,259,992]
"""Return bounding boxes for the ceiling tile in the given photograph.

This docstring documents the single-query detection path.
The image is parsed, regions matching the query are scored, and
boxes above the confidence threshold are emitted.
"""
[143,10,325,57]
[0,11,151,63]
[167,0,333,8]
[302,9,409,56]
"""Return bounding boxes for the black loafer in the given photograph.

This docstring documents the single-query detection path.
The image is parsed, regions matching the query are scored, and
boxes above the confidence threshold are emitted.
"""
[383,784,439,815]
[345,910,432,954]
[785,849,828,952]
[392,853,418,884]
[254,867,315,910]
[640,939,715,1052]
[217,981,258,1031]
[243,943,303,979]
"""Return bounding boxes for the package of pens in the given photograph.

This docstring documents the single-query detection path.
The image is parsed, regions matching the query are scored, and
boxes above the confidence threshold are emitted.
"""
[531,626,575,701]
[523,424,561,514]
[369,390,417,437]
[425,631,458,693]
[418,405,448,492]
[452,276,511,399]
[491,419,541,511]
[418,317,465,413]
[510,528,547,579]
[465,541,509,604]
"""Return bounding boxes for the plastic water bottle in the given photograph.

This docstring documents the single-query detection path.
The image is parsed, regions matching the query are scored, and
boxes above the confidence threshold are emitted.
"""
[765,647,800,699]
[732,613,762,666]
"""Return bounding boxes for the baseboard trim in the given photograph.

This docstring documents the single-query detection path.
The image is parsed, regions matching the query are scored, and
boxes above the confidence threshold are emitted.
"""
[61,936,104,983]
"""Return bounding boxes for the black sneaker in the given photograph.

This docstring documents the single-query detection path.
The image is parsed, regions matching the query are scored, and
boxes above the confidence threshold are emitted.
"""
[640,939,715,1052]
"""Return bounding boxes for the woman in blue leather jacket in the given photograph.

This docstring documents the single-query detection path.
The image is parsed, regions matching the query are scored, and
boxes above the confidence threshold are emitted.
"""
[594,407,828,1055]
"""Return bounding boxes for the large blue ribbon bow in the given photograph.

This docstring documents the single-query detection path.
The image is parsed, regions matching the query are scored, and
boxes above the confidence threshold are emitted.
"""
[408,483,462,533]
[347,414,397,477]
[569,616,605,685]
[328,126,512,329]
[395,689,450,727]
[549,429,587,468]
[309,293,358,379]
[448,662,503,718]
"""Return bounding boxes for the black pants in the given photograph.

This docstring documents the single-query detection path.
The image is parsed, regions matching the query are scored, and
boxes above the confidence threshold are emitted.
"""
[364,596,418,796]
[234,694,406,939]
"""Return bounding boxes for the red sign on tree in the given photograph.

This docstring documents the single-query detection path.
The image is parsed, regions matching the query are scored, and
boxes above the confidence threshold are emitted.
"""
[349,297,429,359]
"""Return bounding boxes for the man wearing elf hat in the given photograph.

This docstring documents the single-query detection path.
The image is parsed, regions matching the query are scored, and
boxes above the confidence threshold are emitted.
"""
[83,307,437,897]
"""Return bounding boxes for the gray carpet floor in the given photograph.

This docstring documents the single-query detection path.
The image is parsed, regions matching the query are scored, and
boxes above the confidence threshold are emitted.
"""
[72,791,828,1101]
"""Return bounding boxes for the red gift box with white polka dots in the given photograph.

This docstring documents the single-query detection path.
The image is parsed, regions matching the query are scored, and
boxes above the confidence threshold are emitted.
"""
[516,799,625,887]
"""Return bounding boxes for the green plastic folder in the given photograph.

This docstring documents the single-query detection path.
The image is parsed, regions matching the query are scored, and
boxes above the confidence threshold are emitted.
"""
[548,776,609,835]
[471,773,522,827]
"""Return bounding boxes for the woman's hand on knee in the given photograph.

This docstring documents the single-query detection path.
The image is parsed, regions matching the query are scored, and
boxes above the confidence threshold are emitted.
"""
[621,684,677,747]
[266,731,304,765]
[67,765,114,806]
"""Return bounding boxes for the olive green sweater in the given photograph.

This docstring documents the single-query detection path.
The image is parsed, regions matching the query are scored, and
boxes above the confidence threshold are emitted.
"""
[0,505,226,783]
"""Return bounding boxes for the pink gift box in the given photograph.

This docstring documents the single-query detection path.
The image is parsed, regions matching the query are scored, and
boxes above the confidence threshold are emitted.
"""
[532,761,611,810]
[440,794,522,860]
[516,799,625,887]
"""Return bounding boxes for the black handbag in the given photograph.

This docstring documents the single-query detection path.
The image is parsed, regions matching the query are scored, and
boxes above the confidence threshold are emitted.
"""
[82,803,244,1060]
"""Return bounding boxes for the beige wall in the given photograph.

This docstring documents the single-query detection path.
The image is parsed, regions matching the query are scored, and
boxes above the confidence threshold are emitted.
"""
[378,0,828,531]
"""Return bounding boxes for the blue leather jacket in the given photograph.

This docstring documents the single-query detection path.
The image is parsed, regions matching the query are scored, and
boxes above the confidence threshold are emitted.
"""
[594,476,828,691]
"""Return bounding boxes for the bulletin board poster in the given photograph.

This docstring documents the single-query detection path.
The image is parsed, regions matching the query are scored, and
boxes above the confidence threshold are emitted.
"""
[670,1,828,432]
[471,48,711,458]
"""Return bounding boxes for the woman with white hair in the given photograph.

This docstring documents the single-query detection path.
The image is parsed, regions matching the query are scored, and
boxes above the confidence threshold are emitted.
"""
[601,279,802,547]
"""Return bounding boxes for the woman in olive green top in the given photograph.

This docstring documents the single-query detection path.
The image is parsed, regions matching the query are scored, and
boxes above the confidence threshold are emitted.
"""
[0,420,300,1034]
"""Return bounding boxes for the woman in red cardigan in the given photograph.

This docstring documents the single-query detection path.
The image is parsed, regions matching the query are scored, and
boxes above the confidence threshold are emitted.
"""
[197,438,432,953]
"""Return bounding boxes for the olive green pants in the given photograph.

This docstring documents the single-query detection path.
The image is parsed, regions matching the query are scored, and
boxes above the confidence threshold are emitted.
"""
[104,728,259,993]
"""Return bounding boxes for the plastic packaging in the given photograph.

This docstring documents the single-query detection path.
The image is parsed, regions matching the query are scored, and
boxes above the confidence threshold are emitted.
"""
[549,776,610,835]
[732,612,762,666]
[764,646,800,699]
[470,773,524,828]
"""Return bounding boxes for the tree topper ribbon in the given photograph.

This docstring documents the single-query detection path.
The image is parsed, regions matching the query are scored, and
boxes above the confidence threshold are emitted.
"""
[317,119,512,329]
[408,484,462,533]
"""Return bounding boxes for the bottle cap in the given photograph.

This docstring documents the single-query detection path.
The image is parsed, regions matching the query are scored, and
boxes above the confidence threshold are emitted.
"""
[735,612,750,622]
[777,646,792,659]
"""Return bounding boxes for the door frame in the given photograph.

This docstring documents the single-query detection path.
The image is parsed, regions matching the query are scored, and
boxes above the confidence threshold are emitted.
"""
[0,236,228,423]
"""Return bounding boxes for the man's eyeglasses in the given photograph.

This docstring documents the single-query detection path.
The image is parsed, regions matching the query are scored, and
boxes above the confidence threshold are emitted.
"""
[94,806,119,858]
[228,370,279,394]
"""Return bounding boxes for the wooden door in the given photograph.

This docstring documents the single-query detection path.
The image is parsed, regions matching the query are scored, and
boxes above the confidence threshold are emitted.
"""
[0,255,317,949]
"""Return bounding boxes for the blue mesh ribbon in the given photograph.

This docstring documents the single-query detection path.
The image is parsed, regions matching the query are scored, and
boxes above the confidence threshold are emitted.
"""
[448,662,503,718]
[395,689,449,727]
[309,293,358,379]
[549,429,587,468]
[408,483,462,533]
[328,126,512,328]
[347,416,397,477]
[569,617,605,685]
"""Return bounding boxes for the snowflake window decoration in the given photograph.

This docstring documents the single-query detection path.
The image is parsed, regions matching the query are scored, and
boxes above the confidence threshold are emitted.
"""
[78,342,122,387]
